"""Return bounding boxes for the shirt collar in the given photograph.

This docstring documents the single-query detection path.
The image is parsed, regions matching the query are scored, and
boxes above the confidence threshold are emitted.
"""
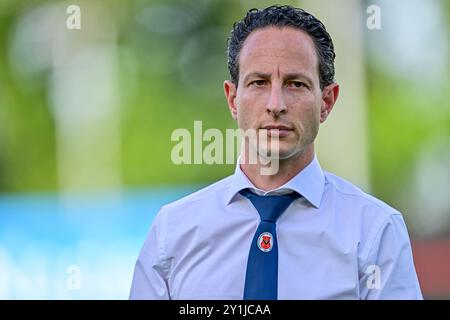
[225,155,325,208]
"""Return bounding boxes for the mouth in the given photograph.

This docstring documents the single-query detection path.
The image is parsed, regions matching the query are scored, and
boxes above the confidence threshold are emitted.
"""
[260,125,294,138]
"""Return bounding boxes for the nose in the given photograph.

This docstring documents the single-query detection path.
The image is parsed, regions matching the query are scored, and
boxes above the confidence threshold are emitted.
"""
[266,84,287,117]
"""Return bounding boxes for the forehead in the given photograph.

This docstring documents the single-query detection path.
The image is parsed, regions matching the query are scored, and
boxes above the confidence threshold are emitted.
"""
[238,26,319,78]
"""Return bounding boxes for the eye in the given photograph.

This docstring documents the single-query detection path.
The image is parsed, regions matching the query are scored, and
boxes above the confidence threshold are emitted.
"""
[250,79,267,87]
[288,81,306,88]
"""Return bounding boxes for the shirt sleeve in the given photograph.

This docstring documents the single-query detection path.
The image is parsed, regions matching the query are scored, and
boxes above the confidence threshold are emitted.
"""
[129,209,171,300]
[359,214,423,300]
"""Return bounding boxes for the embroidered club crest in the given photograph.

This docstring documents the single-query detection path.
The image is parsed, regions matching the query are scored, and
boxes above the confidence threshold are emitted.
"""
[257,232,273,252]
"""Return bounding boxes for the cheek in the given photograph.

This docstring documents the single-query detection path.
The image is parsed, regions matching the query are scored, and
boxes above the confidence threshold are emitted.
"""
[288,93,322,115]
[289,94,321,129]
[235,91,265,126]
[305,106,321,128]
[234,100,250,129]
[305,100,322,135]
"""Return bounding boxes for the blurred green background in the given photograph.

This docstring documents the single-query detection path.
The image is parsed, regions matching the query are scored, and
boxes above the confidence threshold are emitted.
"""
[0,0,449,299]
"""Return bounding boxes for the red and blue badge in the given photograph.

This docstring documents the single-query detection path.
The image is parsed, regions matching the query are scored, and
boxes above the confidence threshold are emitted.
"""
[257,232,273,252]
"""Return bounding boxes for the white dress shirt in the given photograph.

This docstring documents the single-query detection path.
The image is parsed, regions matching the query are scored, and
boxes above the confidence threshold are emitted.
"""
[129,156,423,299]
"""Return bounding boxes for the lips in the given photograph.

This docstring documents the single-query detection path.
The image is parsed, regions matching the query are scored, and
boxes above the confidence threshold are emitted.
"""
[260,125,293,137]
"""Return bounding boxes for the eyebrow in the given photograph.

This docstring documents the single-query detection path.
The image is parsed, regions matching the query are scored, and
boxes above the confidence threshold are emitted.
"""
[243,72,314,86]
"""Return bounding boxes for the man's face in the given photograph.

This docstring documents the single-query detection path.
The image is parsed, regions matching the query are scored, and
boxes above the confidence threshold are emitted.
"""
[225,26,338,160]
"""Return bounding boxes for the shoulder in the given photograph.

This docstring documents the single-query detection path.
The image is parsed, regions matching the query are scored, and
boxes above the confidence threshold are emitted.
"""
[163,175,233,209]
[149,175,234,247]
[153,174,233,224]
[323,171,412,262]
[323,170,401,219]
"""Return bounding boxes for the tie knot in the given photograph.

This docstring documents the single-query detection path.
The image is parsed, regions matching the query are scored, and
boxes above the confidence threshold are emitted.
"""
[239,189,300,223]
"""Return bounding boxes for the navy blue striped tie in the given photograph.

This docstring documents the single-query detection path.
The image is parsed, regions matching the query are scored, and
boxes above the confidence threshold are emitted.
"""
[240,189,300,300]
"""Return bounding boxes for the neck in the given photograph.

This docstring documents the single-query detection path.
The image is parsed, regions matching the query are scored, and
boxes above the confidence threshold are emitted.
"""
[240,144,315,191]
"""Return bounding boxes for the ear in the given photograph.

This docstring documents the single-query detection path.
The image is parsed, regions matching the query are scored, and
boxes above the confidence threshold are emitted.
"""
[320,83,339,123]
[224,80,238,120]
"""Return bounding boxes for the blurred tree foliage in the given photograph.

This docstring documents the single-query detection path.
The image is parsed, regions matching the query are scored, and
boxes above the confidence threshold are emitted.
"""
[0,0,448,226]
[0,0,299,192]
[0,0,58,192]
[364,0,450,213]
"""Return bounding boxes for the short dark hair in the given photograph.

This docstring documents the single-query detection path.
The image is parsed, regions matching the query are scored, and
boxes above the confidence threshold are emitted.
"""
[227,5,336,89]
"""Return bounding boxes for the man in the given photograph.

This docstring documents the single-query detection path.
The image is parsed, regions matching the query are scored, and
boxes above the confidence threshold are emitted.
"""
[130,5,422,299]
